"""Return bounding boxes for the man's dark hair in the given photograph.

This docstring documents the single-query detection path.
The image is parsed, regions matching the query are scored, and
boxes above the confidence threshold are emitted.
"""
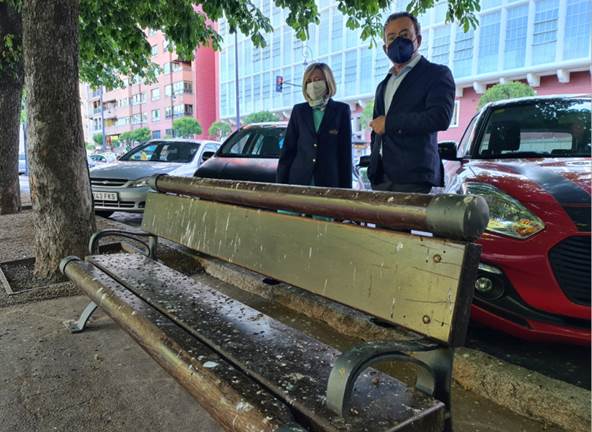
[383,12,421,37]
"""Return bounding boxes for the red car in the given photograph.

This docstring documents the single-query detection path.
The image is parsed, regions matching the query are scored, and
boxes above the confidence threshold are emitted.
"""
[440,95,591,345]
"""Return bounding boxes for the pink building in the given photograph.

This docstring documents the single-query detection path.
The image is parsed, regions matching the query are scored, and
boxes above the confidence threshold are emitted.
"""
[89,30,217,149]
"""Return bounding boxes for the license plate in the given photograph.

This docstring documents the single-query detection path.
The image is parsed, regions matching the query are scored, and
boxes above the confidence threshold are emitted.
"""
[93,191,118,201]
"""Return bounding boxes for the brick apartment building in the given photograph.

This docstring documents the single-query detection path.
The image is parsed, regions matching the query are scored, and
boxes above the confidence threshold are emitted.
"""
[87,30,217,149]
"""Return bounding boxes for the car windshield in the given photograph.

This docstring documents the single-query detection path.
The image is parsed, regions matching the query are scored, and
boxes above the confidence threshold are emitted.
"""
[218,127,286,158]
[120,141,200,163]
[476,99,591,158]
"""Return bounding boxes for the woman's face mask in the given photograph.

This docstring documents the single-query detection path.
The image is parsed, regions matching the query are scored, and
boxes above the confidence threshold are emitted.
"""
[306,80,327,101]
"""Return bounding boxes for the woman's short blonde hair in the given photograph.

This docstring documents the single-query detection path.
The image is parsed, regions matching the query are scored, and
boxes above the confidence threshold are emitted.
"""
[301,62,336,101]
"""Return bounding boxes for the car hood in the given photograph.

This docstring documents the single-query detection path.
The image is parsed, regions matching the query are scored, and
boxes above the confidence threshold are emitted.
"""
[466,157,591,195]
[89,161,186,180]
[465,157,591,231]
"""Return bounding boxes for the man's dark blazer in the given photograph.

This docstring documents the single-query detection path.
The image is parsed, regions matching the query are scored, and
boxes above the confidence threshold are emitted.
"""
[277,99,352,188]
[368,56,455,187]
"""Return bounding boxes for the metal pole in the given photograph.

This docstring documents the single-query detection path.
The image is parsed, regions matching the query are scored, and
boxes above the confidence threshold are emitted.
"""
[139,80,143,129]
[234,31,240,129]
[169,51,175,137]
[100,86,106,151]
[148,176,489,241]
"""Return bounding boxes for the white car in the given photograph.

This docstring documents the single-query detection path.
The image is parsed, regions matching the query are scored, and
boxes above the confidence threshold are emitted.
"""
[90,139,220,217]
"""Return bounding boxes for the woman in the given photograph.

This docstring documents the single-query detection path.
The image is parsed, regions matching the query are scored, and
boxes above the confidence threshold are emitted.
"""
[277,62,352,188]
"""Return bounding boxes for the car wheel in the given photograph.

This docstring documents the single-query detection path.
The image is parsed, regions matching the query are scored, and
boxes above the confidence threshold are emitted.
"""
[95,210,114,218]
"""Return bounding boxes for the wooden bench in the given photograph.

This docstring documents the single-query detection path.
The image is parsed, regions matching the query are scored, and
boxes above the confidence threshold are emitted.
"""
[61,175,488,432]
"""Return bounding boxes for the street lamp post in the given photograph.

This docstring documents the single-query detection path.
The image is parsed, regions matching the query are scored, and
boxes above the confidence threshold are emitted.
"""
[169,51,176,137]
[234,31,240,129]
[99,86,106,151]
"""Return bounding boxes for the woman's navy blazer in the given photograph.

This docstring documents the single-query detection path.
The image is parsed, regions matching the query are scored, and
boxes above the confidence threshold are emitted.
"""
[277,99,352,188]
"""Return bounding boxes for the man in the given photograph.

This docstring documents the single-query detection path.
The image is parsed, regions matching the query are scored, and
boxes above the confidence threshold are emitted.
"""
[368,12,455,193]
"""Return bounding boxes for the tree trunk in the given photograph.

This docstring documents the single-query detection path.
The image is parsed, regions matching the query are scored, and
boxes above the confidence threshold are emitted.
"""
[23,0,96,277]
[0,2,23,215]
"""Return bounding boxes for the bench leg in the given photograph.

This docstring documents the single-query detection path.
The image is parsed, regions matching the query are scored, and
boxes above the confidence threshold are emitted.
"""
[63,301,98,333]
[326,340,453,430]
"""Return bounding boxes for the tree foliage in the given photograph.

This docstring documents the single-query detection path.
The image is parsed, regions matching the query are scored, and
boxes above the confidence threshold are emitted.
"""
[208,120,232,139]
[2,0,484,90]
[173,116,202,138]
[478,82,536,109]
[244,111,280,124]
[92,132,102,147]
[119,128,151,145]
[360,100,374,129]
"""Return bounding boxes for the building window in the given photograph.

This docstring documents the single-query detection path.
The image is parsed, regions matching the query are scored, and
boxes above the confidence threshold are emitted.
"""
[434,1,447,24]
[117,98,129,108]
[478,12,501,74]
[449,100,460,128]
[564,0,591,60]
[151,130,161,139]
[151,45,159,56]
[151,88,160,101]
[162,61,183,75]
[432,26,451,66]
[480,0,502,9]
[332,10,343,52]
[131,113,148,125]
[453,27,474,78]
[151,109,160,121]
[272,32,281,69]
[282,27,292,66]
[116,117,129,127]
[331,53,343,94]
[130,93,146,106]
[318,11,330,56]
[504,5,528,69]
[374,50,390,83]
[344,50,357,91]
[165,128,173,137]
[532,0,559,65]
[166,104,193,118]
[359,47,373,94]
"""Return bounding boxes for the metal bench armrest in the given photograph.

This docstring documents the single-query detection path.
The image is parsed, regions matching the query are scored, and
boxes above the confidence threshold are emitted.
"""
[326,339,453,429]
[89,229,158,258]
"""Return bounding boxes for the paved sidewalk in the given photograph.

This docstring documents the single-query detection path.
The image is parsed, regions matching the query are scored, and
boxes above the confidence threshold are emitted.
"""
[0,296,222,432]
[0,209,586,432]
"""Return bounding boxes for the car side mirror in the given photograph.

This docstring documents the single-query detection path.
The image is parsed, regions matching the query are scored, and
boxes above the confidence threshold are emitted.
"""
[358,155,371,168]
[202,151,215,162]
[438,141,459,161]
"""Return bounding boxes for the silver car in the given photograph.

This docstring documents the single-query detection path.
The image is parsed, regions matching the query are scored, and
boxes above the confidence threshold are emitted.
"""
[90,138,220,217]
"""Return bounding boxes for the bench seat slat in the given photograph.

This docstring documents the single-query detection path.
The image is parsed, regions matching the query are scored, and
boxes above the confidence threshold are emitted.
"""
[141,192,476,346]
[88,253,446,432]
[65,259,295,432]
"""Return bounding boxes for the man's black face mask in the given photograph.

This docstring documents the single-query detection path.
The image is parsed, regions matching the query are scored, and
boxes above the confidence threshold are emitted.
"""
[386,37,415,64]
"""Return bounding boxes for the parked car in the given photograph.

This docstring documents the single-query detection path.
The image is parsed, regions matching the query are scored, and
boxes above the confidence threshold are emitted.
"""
[90,138,220,217]
[195,122,366,190]
[18,154,26,174]
[90,152,117,164]
[439,95,590,345]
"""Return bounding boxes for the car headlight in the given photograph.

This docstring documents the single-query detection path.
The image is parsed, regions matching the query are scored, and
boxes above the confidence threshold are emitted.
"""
[127,177,151,188]
[462,183,545,239]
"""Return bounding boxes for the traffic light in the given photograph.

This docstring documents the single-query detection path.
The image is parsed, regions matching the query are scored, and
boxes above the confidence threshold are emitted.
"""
[275,75,284,93]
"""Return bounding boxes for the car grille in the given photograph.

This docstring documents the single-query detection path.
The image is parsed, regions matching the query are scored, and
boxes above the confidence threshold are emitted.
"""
[93,200,137,209]
[549,236,591,306]
[91,178,128,187]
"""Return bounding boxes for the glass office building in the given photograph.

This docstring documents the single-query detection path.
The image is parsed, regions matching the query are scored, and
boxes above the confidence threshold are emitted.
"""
[217,0,591,141]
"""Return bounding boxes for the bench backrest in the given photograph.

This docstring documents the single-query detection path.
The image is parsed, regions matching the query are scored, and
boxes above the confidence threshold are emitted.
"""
[142,176,486,347]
